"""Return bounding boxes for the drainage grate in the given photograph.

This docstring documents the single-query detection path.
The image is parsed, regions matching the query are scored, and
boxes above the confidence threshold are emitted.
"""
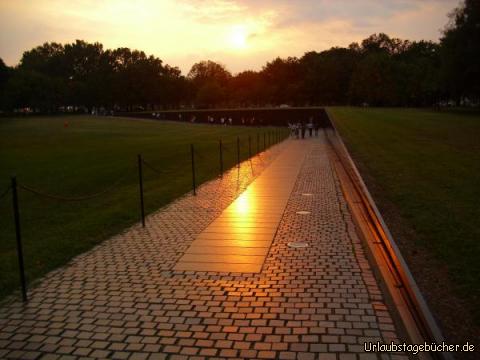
[288,242,309,248]
[301,193,313,196]
[296,210,311,215]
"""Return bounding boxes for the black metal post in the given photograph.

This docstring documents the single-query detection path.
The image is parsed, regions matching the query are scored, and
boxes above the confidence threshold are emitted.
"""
[190,144,196,195]
[248,136,252,158]
[236,136,240,168]
[257,133,260,154]
[11,176,27,302]
[263,133,266,150]
[219,139,223,177]
[137,155,145,227]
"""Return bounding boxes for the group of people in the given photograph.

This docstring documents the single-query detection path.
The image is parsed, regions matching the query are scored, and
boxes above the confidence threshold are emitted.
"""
[289,117,320,139]
[203,116,259,126]
[152,112,321,134]
[206,116,234,125]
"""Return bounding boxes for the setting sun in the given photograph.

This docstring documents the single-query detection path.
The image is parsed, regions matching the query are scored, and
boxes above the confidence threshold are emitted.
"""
[228,25,248,50]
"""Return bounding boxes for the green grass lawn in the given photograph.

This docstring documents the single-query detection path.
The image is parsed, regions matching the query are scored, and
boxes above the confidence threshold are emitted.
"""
[0,115,286,300]
[328,107,480,322]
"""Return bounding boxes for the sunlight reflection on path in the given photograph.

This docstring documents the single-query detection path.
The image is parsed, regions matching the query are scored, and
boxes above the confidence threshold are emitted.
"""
[175,141,309,272]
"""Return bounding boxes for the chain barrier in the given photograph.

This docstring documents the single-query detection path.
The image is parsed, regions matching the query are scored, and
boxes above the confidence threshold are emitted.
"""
[18,169,132,202]
[194,148,207,161]
[4,130,286,303]
[222,142,234,154]
[142,158,164,176]
[248,157,255,176]
[238,137,256,175]
[0,185,11,201]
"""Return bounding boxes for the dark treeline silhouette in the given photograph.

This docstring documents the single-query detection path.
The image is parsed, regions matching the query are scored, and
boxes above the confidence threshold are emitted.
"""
[0,0,478,113]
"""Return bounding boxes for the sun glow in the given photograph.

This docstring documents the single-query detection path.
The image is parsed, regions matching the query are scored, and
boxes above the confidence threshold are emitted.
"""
[228,25,248,50]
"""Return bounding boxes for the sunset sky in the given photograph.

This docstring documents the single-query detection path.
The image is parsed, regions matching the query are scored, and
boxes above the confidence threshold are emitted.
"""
[0,0,458,74]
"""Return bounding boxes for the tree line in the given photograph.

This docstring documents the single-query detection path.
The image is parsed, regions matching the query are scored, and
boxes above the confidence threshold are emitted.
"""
[0,0,478,112]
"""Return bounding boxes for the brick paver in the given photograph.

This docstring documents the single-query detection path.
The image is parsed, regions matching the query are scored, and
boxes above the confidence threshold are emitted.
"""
[0,134,408,359]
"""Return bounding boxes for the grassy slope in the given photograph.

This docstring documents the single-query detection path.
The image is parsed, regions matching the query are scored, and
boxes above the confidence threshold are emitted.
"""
[0,116,284,299]
[328,107,480,321]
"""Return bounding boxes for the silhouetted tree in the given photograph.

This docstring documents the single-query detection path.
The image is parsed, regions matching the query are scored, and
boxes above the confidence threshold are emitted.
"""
[188,60,231,107]
[229,70,266,107]
[261,57,302,105]
[0,58,12,109]
[396,41,441,106]
[0,1,478,114]
[300,48,359,105]
[441,0,480,103]
[349,51,398,106]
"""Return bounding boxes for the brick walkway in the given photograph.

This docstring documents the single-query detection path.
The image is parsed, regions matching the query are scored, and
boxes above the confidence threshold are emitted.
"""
[0,134,408,360]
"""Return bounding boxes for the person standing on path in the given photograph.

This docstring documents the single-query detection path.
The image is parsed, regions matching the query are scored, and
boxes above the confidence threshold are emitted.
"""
[289,123,296,138]
[301,121,306,139]
[314,118,320,137]
[307,117,314,137]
